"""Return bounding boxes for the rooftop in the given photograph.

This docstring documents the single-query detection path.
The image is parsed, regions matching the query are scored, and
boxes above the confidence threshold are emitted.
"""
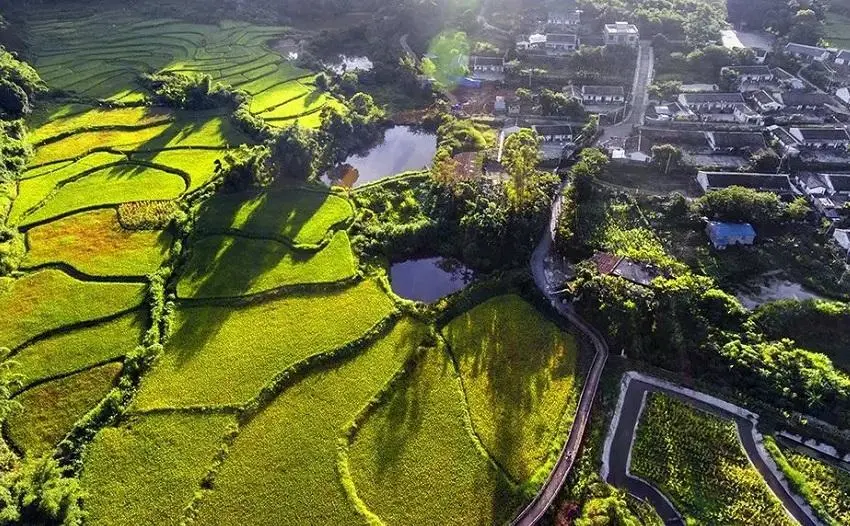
[790,127,850,142]
[679,92,745,103]
[707,221,756,238]
[836,49,850,61]
[547,33,578,44]
[699,171,795,193]
[532,124,574,135]
[778,91,833,107]
[604,21,639,35]
[470,56,504,67]
[582,85,625,96]
[722,65,772,76]
[785,42,831,58]
[705,131,766,149]
[753,90,779,105]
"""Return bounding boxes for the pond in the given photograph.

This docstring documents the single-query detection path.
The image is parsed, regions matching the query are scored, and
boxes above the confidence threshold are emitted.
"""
[323,126,437,187]
[325,55,373,74]
[735,277,826,309]
[390,257,474,303]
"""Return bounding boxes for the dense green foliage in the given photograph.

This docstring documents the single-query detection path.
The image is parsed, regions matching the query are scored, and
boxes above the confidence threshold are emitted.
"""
[695,186,783,227]
[764,437,850,526]
[442,294,579,484]
[0,455,84,525]
[631,393,794,525]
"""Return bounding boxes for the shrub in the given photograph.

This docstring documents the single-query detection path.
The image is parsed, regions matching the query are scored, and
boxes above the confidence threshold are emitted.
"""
[0,455,85,526]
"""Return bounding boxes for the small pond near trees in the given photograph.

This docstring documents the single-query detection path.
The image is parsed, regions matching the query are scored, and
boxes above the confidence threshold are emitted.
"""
[390,257,474,303]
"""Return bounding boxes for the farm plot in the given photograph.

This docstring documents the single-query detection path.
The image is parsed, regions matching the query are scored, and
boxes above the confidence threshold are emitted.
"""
[0,269,144,350]
[441,294,579,483]
[176,230,356,299]
[6,362,123,457]
[11,311,146,391]
[29,105,173,145]
[766,438,850,526]
[349,346,524,525]
[80,413,236,526]
[22,7,333,122]
[631,393,794,526]
[132,279,396,410]
[22,209,172,277]
[132,148,227,191]
[195,187,354,246]
[193,318,427,525]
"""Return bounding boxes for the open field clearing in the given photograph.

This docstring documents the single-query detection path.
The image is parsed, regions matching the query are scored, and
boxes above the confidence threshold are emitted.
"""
[825,14,850,49]
[631,393,794,525]
[0,270,144,350]
[29,106,173,145]
[193,318,427,525]
[19,164,186,227]
[81,413,235,525]
[23,209,172,276]
[766,438,850,525]
[442,294,579,483]
[11,312,146,390]
[196,187,354,246]
[176,230,356,299]
[6,362,123,457]
[266,109,326,129]
[246,78,315,114]
[31,124,172,166]
[349,346,523,525]
[132,279,396,409]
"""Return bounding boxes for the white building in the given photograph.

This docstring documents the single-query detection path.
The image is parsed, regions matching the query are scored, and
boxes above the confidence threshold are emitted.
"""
[603,22,639,47]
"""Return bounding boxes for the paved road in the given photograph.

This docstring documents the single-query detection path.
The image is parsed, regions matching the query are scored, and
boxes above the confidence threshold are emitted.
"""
[606,377,818,526]
[601,41,653,143]
[511,172,610,526]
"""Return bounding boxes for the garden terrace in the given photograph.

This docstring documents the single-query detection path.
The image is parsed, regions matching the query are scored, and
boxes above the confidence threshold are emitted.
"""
[631,392,795,525]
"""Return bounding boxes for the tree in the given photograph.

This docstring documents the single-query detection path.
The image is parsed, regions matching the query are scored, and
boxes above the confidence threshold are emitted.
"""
[215,145,270,192]
[651,143,683,174]
[746,148,780,173]
[789,9,824,45]
[0,80,27,117]
[694,185,782,225]
[0,455,85,525]
[269,125,320,181]
[314,72,329,91]
[501,128,541,207]
[785,196,811,222]
[539,88,585,119]
[648,80,682,101]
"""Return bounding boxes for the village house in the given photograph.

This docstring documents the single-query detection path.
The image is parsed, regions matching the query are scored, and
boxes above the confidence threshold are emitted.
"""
[777,91,834,111]
[532,124,574,143]
[677,92,745,112]
[603,22,639,47]
[788,126,850,149]
[836,87,850,105]
[731,103,763,125]
[545,33,579,54]
[722,65,774,83]
[581,85,625,104]
[784,42,831,63]
[590,252,662,286]
[706,222,757,250]
[494,95,521,115]
[547,10,581,28]
[696,171,796,195]
[773,67,807,90]
[516,33,547,52]
[752,90,784,112]
[835,49,850,67]
[796,172,850,219]
[469,56,505,75]
[834,229,850,261]
[703,131,767,153]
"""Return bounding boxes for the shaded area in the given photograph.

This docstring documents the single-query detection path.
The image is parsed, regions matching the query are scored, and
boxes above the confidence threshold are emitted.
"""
[192,319,425,525]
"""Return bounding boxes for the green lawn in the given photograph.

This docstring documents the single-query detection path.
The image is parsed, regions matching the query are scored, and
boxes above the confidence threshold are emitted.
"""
[825,14,850,49]
[80,413,235,526]
[631,393,794,525]
[0,269,145,350]
[193,318,427,525]
[23,209,172,276]
[765,437,850,526]
[11,311,146,390]
[195,187,354,246]
[132,279,396,409]
[349,346,524,525]
[6,362,123,456]
[176,230,356,299]
[442,294,579,484]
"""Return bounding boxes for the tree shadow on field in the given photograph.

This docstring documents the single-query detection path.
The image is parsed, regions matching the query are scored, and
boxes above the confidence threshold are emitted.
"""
[167,185,335,365]
[444,297,571,482]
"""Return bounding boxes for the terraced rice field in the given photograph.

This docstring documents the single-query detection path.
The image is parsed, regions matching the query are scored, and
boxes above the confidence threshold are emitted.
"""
[23,6,341,126]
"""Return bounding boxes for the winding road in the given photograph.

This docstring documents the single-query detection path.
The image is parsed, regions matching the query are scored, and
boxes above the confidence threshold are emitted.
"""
[604,373,819,526]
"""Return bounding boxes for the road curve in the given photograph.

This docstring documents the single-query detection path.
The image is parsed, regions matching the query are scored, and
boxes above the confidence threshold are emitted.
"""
[605,375,819,526]
[511,175,610,526]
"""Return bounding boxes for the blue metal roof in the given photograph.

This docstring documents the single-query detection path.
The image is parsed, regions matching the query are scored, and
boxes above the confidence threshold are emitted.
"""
[707,221,756,237]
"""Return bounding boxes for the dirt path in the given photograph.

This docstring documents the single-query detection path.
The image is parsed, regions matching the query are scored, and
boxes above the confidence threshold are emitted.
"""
[604,373,820,526]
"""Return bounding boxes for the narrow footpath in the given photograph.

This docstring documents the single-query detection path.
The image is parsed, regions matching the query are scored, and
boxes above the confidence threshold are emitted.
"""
[604,373,820,526]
